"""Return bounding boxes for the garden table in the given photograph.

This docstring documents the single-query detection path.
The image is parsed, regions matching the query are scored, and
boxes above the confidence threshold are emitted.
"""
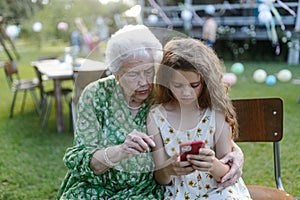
[31,59,107,133]
[31,59,73,133]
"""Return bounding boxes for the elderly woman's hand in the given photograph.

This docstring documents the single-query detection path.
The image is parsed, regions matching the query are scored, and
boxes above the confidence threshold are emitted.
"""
[121,129,156,155]
[218,142,244,187]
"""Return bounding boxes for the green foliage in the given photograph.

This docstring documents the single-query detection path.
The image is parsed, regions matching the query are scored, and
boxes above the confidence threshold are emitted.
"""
[19,0,130,43]
[0,41,299,199]
[0,40,72,199]
[0,0,42,24]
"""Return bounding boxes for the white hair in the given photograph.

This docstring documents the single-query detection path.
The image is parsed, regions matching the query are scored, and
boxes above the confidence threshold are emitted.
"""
[105,25,163,73]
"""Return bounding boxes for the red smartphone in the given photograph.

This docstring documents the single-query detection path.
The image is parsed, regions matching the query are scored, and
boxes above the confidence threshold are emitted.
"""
[180,140,205,161]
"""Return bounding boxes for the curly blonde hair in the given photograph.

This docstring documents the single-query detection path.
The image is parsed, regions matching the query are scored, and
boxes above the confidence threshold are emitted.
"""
[155,38,238,138]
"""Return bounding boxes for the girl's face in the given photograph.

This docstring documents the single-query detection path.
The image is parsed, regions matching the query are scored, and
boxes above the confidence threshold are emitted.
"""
[169,70,202,106]
[116,57,155,103]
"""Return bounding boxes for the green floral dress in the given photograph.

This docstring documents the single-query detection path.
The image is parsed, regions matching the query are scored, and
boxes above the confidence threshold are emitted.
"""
[57,76,164,200]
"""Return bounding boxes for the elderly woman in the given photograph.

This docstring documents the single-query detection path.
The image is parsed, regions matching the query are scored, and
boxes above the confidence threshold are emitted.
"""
[57,25,244,199]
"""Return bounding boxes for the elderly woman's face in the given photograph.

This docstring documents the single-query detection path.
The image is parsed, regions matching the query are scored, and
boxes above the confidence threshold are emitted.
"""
[116,57,155,103]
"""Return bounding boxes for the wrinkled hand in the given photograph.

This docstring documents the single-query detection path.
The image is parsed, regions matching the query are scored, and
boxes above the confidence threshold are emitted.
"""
[159,153,195,176]
[121,129,156,155]
[187,148,215,172]
[218,142,244,187]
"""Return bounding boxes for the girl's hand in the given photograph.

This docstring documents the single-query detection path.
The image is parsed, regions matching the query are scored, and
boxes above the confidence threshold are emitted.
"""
[187,147,216,172]
[121,129,156,155]
[158,153,195,176]
[187,148,230,182]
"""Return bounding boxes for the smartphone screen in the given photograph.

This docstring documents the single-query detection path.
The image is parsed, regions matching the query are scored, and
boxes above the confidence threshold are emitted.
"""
[180,140,205,161]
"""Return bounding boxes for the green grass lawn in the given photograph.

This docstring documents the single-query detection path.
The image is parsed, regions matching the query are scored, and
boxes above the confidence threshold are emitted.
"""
[0,41,300,199]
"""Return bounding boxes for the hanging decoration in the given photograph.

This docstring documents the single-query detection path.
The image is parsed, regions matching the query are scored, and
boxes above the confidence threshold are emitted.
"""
[148,0,173,29]
[5,25,20,40]
[57,22,69,31]
[178,3,204,25]
[258,0,296,55]
[32,22,43,32]
[147,14,159,25]
[181,9,193,21]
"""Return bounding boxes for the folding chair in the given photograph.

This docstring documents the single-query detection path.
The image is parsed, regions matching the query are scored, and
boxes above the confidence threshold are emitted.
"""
[33,59,73,128]
[3,60,41,118]
[232,98,295,200]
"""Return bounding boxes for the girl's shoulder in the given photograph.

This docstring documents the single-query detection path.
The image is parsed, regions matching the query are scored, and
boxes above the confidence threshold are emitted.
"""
[149,104,168,116]
[214,109,226,123]
[149,104,170,123]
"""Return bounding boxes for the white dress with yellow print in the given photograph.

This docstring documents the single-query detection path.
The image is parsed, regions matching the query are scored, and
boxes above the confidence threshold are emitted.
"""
[150,105,252,200]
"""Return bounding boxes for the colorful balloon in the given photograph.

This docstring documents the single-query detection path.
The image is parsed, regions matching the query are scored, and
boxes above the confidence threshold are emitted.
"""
[32,22,42,32]
[258,10,272,24]
[5,25,20,39]
[205,5,215,15]
[148,14,158,25]
[222,73,237,85]
[231,62,244,75]
[277,69,292,82]
[181,10,193,21]
[57,22,68,31]
[265,75,276,85]
[253,69,267,83]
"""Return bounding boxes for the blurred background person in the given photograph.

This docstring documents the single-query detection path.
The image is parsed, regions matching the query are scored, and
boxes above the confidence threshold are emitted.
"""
[202,5,217,49]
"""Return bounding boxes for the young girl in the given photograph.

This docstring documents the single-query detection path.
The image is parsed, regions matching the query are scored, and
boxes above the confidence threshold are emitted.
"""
[147,38,251,199]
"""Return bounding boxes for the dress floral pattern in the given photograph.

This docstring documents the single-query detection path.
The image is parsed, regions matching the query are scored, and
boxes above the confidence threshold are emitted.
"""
[150,105,252,200]
[57,76,164,200]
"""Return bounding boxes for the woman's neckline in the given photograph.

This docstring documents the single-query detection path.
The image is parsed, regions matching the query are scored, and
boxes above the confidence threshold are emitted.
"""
[127,104,142,110]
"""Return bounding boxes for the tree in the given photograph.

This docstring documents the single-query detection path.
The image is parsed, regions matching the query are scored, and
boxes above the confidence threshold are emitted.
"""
[0,0,43,24]
[19,0,130,42]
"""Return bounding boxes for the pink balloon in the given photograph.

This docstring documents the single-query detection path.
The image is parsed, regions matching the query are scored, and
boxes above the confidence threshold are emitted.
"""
[57,22,68,31]
[222,73,237,85]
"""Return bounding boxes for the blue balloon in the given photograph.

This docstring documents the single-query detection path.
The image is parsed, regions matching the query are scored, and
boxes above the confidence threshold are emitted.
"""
[265,75,276,86]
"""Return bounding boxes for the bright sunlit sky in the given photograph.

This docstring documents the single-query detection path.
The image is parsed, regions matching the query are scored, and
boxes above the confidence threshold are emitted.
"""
[98,0,135,6]
[31,0,135,5]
